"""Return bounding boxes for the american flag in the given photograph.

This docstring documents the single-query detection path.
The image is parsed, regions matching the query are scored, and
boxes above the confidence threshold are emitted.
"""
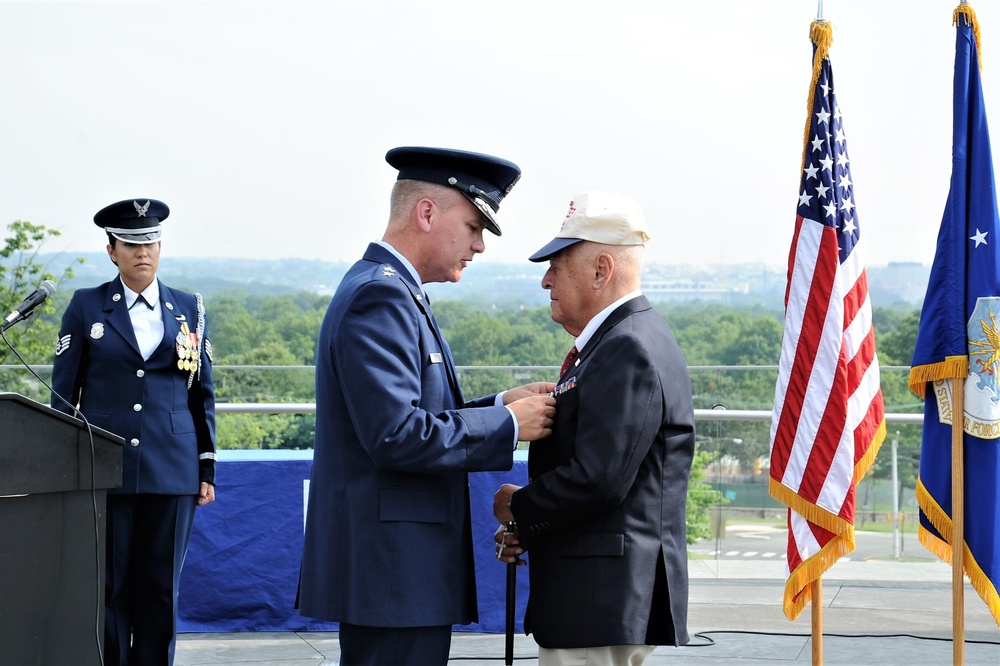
[768,21,886,622]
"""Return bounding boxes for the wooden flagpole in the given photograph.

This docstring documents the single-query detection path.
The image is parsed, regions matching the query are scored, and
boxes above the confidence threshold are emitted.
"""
[951,379,965,665]
[811,579,823,665]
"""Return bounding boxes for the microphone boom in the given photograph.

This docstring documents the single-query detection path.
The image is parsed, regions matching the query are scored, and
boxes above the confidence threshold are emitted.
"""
[2,280,57,331]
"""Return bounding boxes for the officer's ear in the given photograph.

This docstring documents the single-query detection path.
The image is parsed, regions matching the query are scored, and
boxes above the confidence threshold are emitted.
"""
[106,243,119,267]
[414,197,435,233]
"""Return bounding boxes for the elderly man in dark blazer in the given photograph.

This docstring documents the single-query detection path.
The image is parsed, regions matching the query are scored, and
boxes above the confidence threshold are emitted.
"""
[493,191,695,666]
[51,199,216,665]
[298,147,556,666]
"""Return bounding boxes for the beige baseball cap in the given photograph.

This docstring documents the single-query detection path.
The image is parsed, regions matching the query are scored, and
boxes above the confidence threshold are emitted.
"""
[528,191,650,262]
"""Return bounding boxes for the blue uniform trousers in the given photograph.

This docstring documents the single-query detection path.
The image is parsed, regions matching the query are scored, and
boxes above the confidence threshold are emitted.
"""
[104,494,197,666]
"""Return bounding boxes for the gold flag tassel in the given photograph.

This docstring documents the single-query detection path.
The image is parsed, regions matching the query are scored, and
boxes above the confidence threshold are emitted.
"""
[800,21,834,172]
[954,2,982,72]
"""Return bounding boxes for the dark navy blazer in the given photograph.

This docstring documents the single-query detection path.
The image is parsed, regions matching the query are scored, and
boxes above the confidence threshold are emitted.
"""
[299,243,516,628]
[50,277,216,493]
[513,296,695,648]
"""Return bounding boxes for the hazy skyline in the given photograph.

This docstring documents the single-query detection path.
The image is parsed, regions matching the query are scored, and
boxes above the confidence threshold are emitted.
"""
[2,0,997,270]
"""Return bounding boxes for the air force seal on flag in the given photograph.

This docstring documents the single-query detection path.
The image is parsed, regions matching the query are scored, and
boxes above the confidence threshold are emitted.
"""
[933,296,1000,439]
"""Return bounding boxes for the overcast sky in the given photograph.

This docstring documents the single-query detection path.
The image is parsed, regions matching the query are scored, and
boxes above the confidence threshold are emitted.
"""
[1,0,997,270]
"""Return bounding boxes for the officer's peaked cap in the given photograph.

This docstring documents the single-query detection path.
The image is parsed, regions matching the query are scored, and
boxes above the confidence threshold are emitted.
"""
[385,146,521,236]
[94,199,169,244]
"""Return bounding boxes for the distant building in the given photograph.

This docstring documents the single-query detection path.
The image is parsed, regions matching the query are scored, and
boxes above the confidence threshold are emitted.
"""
[868,262,929,306]
[37,254,929,309]
[641,279,747,304]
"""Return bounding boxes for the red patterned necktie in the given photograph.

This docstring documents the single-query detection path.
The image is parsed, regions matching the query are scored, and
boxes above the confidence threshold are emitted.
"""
[560,345,579,376]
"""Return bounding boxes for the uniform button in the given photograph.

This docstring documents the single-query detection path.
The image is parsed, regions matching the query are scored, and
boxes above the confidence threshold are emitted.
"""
[130,438,140,447]
[136,369,145,377]
[133,404,142,412]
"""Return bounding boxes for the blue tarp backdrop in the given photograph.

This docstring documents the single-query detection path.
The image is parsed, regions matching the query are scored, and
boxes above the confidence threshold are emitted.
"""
[177,450,530,634]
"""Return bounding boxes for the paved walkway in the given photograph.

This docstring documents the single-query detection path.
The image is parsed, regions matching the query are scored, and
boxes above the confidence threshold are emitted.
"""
[177,559,1000,665]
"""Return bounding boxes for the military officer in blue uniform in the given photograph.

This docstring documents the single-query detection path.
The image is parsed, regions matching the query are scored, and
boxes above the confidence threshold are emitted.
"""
[50,198,216,666]
[298,147,557,666]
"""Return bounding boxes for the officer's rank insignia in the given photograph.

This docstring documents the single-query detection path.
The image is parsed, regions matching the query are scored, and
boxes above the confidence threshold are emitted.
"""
[382,265,396,277]
[55,334,72,356]
[204,338,214,363]
[175,321,201,374]
[553,376,577,397]
[90,323,105,340]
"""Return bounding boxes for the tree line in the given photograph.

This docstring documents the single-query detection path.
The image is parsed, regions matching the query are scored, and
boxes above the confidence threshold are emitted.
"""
[1,222,926,541]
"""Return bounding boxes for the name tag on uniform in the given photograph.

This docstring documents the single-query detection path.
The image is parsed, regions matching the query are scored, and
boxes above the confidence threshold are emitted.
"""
[429,353,444,364]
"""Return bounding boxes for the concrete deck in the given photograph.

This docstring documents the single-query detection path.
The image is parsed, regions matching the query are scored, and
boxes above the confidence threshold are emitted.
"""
[176,559,1000,665]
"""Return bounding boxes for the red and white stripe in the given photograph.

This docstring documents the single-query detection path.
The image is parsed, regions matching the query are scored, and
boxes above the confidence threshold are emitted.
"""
[769,213,885,616]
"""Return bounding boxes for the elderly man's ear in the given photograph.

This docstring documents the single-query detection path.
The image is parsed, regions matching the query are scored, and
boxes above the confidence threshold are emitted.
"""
[594,252,614,287]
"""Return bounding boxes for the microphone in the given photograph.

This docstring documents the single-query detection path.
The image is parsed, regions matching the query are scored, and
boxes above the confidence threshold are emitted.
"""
[2,280,57,331]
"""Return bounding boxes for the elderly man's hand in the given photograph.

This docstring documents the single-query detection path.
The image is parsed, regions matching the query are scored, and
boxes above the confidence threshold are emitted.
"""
[493,483,520,524]
[494,523,526,565]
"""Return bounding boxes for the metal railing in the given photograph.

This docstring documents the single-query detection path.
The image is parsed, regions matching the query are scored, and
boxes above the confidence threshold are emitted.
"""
[1,363,929,565]
[0,363,926,424]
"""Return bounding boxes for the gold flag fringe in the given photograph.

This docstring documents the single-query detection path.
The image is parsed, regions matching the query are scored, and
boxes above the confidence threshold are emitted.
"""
[800,21,835,172]
[774,419,885,619]
[784,531,854,620]
[854,417,886,485]
[917,480,1000,626]
[770,478,857,539]
[908,356,969,399]
[770,420,885,537]
[954,3,983,72]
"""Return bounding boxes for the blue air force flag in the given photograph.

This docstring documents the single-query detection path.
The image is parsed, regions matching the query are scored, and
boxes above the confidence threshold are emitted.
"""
[909,5,1000,626]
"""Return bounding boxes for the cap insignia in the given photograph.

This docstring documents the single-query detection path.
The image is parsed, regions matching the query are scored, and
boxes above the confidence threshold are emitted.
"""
[134,200,151,217]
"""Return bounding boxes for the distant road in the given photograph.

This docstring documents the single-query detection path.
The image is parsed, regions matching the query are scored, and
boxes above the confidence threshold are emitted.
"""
[689,522,932,562]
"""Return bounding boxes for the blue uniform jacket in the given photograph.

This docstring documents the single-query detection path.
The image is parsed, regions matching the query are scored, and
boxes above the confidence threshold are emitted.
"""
[299,243,516,628]
[50,277,216,494]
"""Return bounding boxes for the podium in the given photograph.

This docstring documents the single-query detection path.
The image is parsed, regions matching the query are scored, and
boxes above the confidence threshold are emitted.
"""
[0,393,123,666]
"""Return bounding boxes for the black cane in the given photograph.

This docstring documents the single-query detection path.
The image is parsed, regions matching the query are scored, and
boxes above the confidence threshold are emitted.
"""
[505,560,516,665]
[504,522,518,666]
